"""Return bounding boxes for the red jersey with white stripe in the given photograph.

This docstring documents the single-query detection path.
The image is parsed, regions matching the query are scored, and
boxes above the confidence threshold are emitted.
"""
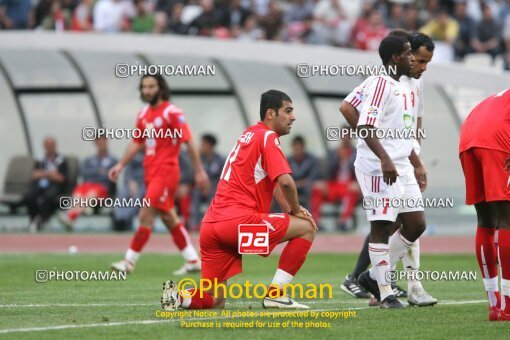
[459,88,510,154]
[133,101,191,178]
[354,75,415,175]
[203,122,292,222]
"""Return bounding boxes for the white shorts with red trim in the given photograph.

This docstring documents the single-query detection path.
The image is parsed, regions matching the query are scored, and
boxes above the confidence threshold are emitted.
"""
[355,166,423,222]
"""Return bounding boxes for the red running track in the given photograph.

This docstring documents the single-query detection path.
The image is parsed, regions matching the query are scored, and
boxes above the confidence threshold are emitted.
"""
[0,233,473,254]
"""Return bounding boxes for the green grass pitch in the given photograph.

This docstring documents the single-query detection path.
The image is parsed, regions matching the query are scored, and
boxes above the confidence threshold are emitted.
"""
[1,252,509,339]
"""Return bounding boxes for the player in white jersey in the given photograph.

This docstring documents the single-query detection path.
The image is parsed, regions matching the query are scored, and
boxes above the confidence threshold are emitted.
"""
[341,34,428,309]
[339,32,437,307]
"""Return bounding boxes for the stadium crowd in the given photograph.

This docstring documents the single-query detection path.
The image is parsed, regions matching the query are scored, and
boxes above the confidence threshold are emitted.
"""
[1,0,509,69]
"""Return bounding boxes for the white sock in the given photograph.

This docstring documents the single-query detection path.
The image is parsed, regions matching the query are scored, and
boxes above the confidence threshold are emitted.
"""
[389,230,413,271]
[368,243,393,301]
[181,244,199,263]
[485,277,500,308]
[271,268,294,289]
[499,248,506,310]
[403,239,423,290]
[502,279,510,310]
[125,249,140,264]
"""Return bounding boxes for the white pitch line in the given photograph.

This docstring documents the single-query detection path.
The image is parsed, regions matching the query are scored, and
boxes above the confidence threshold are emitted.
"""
[0,300,488,334]
[0,303,153,308]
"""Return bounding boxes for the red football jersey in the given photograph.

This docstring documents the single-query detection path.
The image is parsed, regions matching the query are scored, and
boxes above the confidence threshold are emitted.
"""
[203,122,292,222]
[459,89,510,154]
[133,101,191,177]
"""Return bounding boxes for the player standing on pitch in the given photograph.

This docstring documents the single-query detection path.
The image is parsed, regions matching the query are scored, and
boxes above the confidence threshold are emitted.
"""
[459,89,510,321]
[161,90,318,310]
[109,74,210,275]
[347,35,429,309]
[340,31,437,307]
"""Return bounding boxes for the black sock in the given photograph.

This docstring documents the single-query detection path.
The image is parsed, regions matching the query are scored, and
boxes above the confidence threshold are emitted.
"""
[349,233,371,281]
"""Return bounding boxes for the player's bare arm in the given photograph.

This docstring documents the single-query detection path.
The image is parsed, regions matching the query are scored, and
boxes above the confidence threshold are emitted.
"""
[184,138,210,194]
[339,101,360,129]
[277,174,317,230]
[273,184,291,214]
[417,116,423,145]
[357,124,398,185]
[108,140,144,182]
[409,148,427,192]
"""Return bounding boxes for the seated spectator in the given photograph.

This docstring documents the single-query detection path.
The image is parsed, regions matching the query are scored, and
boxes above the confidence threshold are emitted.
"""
[0,0,31,29]
[350,1,374,47]
[353,9,389,51]
[313,0,351,46]
[453,0,476,61]
[219,0,251,30]
[189,134,224,230]
[41,0,71,31]
[234,14,264,40]
[187,0,223,37]
[403,4,424,32]
[386,2,406,29]
[259,0,283,41]
[71,0,94,31]
[287,136,317,211]
[93,0,127,32]
[420,7,459,44]
[166,2,189,34]
[470,3,501,62]
[284,0,314,42]
[131,0,155,33]
[311,131,360,231]
[23,137,68,232]
[57,137,117,230]
[112,150,145,231]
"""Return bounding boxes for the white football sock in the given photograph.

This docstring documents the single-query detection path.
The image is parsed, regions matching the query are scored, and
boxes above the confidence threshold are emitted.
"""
[181,244,199,262]
[368,243,393,301]
[125,249,140,264]
[389,230,413,271]
[403,239,423,290]
[271,268,294,289]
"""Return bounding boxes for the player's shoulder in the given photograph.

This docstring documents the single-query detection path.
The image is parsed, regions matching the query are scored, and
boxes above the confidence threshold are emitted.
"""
[246,123,278,147]
[367,75,397,89]
[163,102,184,116]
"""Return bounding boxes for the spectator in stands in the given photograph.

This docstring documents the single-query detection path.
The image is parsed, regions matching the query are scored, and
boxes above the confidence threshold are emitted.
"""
[189,134,225,230]
[131,0,156,33]
[420,7,459,44]
[93,0,127,32]
[287,135,317,211]
[234,14,264,40]
[350,1,374,47]
[219,0,251,30]
[453,0,476,61]
[284,0,314,42]
[470,2,501,62]
[57,136,117,230]
[23,137,68,233]
[41,0,72,31]
[112,150,145,231]
[187,0,223,37]
[353,9,389,51]
[71,0,94,31]
[0,0,31,29]
[311,130,360,231]
[168,2,186,33]
[403,4,424,32]
[386,2,406,30]
[259,0,283,40]
[313,0,351,46]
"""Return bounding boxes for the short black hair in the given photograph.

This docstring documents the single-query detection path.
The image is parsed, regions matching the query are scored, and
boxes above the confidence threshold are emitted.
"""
[379,35,409,65]
[139,73,170,101]
[260,89,292,121]
[292,135,305,146]
[409,32,435,53]
[202,134,217,147]
[388,29,410,40]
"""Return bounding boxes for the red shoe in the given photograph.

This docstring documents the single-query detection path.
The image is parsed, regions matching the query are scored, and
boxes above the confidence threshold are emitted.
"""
[497,311,510,321]
[489,307,501,321]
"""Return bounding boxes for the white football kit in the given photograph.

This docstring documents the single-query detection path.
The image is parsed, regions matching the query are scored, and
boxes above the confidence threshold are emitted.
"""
[344,74,424,222]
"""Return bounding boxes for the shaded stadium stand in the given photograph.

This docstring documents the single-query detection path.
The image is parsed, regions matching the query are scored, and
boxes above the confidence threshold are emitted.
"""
[0,155,33,213]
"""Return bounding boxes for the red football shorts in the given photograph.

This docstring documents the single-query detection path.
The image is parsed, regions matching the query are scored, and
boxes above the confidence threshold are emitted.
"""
[460,147,510,205]
[200,213,290,282]
[72,182,109,198]
[144,172,179,212]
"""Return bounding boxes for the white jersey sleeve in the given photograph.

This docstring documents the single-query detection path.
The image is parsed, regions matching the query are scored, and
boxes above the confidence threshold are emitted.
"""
[357,76,392,128]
